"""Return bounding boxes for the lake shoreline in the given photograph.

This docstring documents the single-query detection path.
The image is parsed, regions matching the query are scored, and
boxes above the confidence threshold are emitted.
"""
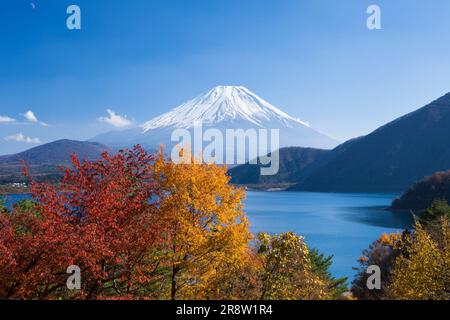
[0,184,30,196]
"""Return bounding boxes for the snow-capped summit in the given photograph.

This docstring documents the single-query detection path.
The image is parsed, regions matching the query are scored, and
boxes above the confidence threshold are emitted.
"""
[142,85,310,131]
[92,86,338,150]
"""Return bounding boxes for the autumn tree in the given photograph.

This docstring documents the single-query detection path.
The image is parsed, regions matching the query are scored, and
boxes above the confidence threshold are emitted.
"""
[154,150,251,300]
[202,234,347,300]
[256,232,330,300]
[202,249,263,300]
[0,146,167,299]
[389,220,449,300]
[388,202,450,300]
[352,206,450,300]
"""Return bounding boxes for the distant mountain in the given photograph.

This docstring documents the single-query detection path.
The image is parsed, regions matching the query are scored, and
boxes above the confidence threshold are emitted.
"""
[0,140,111,183]
[392,171,450,211]
[228,147,330,186]
[92,86,339,152]
[290,92,450,192]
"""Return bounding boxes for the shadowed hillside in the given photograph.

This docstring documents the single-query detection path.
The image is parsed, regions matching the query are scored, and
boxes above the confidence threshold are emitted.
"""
[290,92,450,192]
[228,147,329,187]
[0,140,112,183]
[392,171,450,210]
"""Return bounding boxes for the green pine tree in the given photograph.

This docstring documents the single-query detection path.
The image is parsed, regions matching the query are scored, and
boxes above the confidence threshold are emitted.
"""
[308,248,348,299]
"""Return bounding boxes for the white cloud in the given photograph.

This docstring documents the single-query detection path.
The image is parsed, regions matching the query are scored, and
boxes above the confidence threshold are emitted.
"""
[5,133,41,144]
[24,110,38,123]
[23,110,48,126]
[0,115,15,124]
[99,109,132,128]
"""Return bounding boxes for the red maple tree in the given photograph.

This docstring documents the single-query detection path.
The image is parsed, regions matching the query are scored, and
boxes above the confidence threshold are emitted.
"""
[0,145,167,299]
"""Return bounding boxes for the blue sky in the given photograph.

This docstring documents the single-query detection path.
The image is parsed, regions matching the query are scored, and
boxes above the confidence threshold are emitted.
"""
[1,0,450,154]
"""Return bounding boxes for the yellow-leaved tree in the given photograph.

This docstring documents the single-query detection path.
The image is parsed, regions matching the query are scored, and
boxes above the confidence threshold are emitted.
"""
[389,220,449,300]
[256,232,330,300]
[202,250,263,300]
[154,149,251,300]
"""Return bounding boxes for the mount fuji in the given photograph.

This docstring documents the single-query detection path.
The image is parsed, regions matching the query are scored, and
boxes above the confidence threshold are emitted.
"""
[92,86,338,151]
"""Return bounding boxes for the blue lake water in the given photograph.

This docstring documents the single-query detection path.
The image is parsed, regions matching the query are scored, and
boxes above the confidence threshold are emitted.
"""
[3,191,413,282]
[2,194,30,210]
[243,191,413,281]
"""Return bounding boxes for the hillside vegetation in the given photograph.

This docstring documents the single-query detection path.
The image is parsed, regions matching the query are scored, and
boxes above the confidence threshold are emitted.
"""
[392,171,450,210]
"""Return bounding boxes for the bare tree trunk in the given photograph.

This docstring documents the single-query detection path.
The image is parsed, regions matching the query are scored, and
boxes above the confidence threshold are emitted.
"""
[171,265,179,300]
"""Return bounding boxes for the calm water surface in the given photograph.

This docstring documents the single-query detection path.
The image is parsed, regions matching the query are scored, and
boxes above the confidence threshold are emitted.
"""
[4,192,413,281]
[3,194,30,210]
[243,191,413,280]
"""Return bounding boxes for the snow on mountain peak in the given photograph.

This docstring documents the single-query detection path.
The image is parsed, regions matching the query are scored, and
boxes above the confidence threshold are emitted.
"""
[141,85,310,131]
